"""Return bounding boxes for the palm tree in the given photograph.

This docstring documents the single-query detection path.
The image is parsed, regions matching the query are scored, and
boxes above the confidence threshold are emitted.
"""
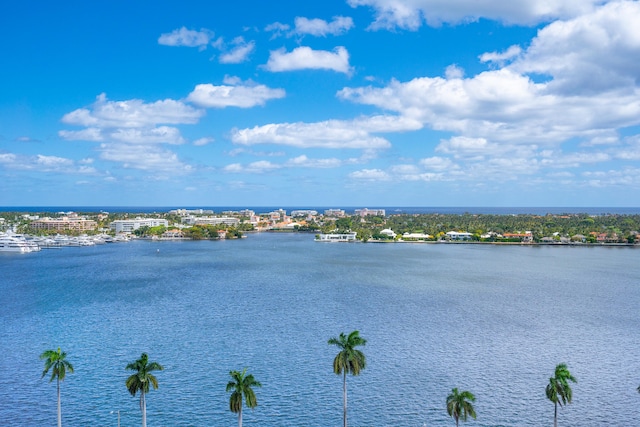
[125,353,163,427]
[226,368,262,427]
[328,330,367,427]
[40,347,74,427]
[546,363,577,427]
[446,388,476,426]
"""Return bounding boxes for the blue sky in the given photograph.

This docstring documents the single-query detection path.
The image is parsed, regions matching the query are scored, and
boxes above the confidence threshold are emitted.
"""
[2,0,639,207]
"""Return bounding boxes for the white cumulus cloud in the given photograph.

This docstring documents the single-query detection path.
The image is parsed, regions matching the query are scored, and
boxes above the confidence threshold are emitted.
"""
[110,126,185,145]
[293,16,354,36]
[219,37,255,63]
[348,0,609,29]
[223,160,281,174]
[99,143,192,173]
[419,156,457,171]
[61,93,204,128]
[445,64,465,79]
[36,154,73,167]
[187,83,285,108]
[231,117,397,150]
[0,152,97,174]
[479,45,522,65]
[349,168,391,181]
[509,0,640,95]
[265,46,352,74]
[58,127,104,142]
[286,155,342,168]
[193,137,214,146]
[158,27,213,49]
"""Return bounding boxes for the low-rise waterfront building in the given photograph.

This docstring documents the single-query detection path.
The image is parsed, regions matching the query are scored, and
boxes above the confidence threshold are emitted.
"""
[502,232,533,243]
[31,216,97,232]
[315,232,358,242]
[109,218,169,233]
[161,229,184,239]
[444,231,473,241]
[402,232,431,241]
[182,216,240,227]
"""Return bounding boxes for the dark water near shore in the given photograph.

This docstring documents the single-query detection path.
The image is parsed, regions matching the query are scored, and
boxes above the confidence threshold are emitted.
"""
[1,234,639,426]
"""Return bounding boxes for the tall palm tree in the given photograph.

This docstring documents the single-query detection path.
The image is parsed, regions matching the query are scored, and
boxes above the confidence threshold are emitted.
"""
[125,353,163,427]
[446,388,476,426]
[545,363,577,427]
[328,330,367,427]
[40,347,74,427]
[226,368,262,427]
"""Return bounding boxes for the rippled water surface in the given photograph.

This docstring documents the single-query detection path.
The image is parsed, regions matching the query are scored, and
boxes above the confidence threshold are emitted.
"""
[1,234,639,426]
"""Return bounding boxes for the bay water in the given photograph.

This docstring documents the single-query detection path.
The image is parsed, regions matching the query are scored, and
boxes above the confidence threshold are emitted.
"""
[1,233,638,426]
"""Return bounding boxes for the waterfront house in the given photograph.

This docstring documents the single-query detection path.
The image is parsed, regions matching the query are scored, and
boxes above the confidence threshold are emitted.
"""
[401,232,431,241]
[502,232,533,243]
[380,228,397,239]
[445,231,473,241]
[161,229,184,239]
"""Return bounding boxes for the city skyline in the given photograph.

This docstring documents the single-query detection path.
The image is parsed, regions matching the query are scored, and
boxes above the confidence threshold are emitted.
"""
[2,1,640,207]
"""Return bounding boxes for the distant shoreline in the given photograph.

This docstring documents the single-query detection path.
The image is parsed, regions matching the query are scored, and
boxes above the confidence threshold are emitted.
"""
[317,238,639,247]
[2,206,640,216]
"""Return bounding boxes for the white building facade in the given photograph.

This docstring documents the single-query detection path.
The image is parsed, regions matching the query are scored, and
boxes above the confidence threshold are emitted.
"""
[182,216,240,227]
[109,218,169,233]
[315,232,358,242]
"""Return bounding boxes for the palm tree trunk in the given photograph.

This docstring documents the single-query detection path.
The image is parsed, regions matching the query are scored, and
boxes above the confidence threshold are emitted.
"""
[343,370,347,427]
[141,390,147,427]
[553,402,557,427]
[57,378,61,427]
[238,407,243,427]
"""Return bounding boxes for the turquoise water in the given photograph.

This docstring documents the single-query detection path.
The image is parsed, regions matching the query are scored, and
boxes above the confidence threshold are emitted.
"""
[1,234,639,426]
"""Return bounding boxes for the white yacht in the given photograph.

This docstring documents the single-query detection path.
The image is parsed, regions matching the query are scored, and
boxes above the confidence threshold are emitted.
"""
[0,235,36,253]
[70,235,96,246]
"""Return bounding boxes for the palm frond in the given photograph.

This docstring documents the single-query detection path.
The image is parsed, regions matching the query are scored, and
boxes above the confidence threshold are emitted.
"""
[124,353,162,397]
[329,330,367,377]
[227,368,261,414]
[40,347,73,383]
[446,388,476,424]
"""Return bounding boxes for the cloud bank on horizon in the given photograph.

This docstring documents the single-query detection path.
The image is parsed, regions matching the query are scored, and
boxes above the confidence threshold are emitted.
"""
[1,0,639,207]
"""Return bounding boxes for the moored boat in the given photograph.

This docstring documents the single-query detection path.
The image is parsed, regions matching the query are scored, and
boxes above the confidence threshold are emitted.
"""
[0,234,37,253]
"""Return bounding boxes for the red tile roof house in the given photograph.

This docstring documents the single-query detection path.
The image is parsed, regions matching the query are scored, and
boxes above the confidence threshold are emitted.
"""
[502,232,533,243]
[161,229,184,239]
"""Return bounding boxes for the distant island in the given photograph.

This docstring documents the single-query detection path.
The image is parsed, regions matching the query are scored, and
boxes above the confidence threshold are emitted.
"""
[1,207,639,246]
